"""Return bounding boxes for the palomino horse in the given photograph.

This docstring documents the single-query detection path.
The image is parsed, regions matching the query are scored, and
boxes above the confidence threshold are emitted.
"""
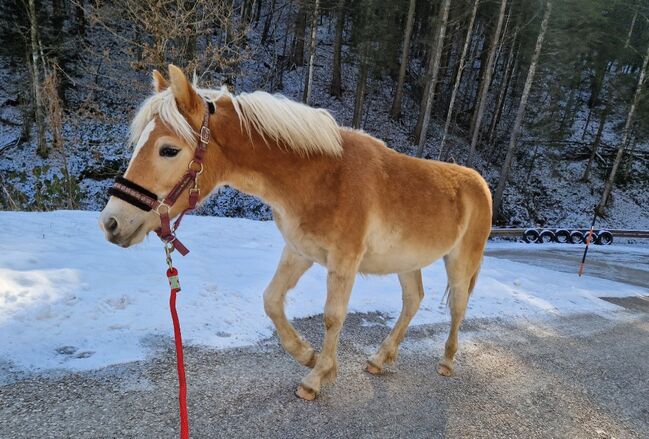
[100,65,492,400]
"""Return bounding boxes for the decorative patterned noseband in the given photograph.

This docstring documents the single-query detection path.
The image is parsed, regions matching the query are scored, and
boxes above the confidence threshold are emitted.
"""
[107,100,214,255]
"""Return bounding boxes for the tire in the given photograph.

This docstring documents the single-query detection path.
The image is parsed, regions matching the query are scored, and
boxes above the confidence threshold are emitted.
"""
[583,230,598,244]
[569,230,584,244]
[555,229,570,243]
[596,230,613,245]
[523,228,540,243]
[538,229,556,243]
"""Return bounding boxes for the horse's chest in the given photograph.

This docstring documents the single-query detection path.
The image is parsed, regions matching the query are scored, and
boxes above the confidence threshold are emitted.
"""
[274,215,328,265]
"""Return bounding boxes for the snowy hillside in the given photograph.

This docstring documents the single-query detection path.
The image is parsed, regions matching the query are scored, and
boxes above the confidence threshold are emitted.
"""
[1,211,646,375]
[1,0,649,230]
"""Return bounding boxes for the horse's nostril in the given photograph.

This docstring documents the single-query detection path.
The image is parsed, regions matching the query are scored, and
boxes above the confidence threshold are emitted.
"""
[105,217,118,233]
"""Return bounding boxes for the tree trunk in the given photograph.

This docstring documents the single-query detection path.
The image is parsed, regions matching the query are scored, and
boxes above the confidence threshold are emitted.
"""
[438,0,479,159]
[303,0,320,103]
[330,0,345,97]
[625,5,638,48]
[596,42,649,214]
[493,0,552,221]
[51,0,64,37]
[486,29,517,153]
[581,102,610,182]
[291,1,307,67]
[467,0,507,167]
[414,0,451,157]
[621,131,638,179]
[389,0,417,119]
[28,0,47,158]
[262,0,277,44]
[254,0,263,24]
[76,0,86,36]
[183,1,197,65]
[352,45,369,129]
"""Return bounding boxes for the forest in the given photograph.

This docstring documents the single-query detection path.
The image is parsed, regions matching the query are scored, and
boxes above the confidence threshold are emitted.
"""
[1,0,648,228]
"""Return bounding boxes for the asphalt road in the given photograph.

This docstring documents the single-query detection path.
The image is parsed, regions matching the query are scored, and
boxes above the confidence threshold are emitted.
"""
[485,244,649,288]
[1,308,648,438]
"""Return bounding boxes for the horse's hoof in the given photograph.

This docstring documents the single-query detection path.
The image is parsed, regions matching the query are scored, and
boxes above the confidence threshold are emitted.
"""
[365,361,382,375]
[436,362,453,377]
[295,384,317,401]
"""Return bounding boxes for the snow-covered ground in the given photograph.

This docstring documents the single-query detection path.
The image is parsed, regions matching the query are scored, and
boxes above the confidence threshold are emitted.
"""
[0,211,647,374]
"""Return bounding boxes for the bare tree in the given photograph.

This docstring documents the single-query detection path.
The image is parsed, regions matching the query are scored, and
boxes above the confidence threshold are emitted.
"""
[89,0,248,82]
[389,0,416,119]
[438,0,479,160]
[493,0,552,220]
[596,42,649,215]
[414,0,451,158]
[303,0,320,103]
[467,0,507,167]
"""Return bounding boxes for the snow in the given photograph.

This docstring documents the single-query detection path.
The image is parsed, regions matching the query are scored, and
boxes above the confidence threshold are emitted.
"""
[1,211,646,374]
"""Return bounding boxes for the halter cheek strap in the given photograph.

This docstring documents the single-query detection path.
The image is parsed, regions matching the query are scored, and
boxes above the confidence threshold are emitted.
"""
[107,99,213,256]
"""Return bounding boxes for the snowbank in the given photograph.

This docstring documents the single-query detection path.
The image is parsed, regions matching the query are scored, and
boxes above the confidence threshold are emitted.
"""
[0,211,646,372]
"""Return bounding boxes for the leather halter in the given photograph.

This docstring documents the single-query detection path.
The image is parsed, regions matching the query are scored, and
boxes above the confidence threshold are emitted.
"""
[108,100,212,256]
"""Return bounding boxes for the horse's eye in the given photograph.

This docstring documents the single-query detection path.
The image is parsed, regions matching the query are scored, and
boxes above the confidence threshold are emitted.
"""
[159,146,180,157]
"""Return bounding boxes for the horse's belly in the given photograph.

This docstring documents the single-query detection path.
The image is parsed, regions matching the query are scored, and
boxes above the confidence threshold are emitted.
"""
[360,224,449,274]
[359,244,445,274]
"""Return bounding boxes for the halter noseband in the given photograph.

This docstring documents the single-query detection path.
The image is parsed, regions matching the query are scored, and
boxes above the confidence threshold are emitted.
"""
[108,100,213,256]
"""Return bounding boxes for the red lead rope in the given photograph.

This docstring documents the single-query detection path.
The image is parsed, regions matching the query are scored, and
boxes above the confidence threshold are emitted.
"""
[166,266,189,439]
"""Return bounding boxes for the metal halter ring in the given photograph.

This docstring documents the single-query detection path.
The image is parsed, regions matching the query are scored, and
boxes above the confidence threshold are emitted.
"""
[188,160,204,175]
[155,202,171,216]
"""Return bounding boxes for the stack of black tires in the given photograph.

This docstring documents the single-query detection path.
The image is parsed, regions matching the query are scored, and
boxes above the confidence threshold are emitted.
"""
[523,228,613,245]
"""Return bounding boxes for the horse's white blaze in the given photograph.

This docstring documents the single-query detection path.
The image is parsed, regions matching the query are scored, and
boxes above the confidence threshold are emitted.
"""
[129,119,156,165]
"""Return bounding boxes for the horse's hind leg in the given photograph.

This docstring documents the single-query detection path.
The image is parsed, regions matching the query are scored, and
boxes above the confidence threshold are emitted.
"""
[366,269,424,374]
[437,242,483,377]
[263,246,317,368]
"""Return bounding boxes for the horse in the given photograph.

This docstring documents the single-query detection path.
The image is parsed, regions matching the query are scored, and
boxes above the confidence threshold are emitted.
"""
[99,65,492,400]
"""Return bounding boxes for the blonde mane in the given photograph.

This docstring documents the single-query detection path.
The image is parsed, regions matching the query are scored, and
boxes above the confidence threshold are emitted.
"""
[130,84,343,157]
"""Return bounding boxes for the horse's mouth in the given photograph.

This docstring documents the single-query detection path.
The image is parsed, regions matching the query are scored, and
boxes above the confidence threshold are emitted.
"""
[109,223,145,248]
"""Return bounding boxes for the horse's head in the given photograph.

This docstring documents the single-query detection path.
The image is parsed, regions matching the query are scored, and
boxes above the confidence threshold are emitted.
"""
[100,65,216,247]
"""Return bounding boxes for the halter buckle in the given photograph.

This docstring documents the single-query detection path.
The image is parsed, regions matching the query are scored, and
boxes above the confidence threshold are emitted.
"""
[155,202,171,216]
[200,126,210,144]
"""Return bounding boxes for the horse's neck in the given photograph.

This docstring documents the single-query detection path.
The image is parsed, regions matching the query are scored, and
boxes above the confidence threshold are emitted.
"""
[210,104,308,214]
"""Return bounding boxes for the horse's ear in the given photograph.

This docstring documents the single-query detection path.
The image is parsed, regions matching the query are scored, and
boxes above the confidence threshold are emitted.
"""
[168,64,201,113]
[152,70,168,93]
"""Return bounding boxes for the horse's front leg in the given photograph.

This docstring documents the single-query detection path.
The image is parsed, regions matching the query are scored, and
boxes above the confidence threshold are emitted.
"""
[296,253,359,400]
[263,246,317,367]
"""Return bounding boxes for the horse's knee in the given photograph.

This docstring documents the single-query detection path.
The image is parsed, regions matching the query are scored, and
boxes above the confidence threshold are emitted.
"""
[263,289,283,320]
